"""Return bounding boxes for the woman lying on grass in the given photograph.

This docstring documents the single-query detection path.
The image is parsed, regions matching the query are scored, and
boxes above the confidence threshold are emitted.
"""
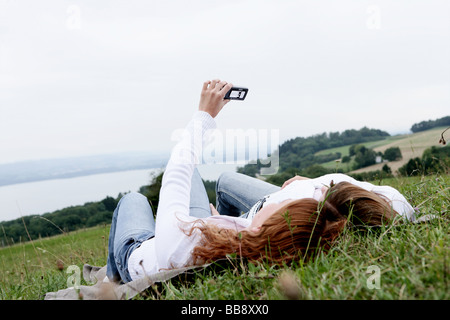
[106,79,416,284]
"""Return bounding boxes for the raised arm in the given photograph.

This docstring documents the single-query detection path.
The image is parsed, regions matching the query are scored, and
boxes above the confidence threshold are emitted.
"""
[154,80,232,269]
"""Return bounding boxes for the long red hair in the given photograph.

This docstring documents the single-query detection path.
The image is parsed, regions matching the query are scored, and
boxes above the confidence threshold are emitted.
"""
[187,181,399,266]
[187,198,346,265]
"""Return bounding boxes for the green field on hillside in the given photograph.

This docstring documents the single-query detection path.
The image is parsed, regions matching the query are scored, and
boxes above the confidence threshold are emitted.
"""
[1,174,448,300]
[316,127,446,173]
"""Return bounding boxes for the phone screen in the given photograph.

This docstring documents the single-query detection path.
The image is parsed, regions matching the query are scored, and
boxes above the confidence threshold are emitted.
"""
[230,90,246,99]
[225,87,248,100]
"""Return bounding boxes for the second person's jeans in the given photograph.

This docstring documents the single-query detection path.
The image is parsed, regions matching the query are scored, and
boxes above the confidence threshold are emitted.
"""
[215,171,280,218]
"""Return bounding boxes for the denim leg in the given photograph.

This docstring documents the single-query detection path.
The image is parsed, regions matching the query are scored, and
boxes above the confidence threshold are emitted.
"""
[189,168,212,218]
[106,208,120,282]
[215,172,280,217]
[106,192,155,282]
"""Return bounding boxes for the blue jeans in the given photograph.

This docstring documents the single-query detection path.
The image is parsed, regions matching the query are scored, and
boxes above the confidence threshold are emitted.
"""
[106,168,212,283]
[215,171,280,218]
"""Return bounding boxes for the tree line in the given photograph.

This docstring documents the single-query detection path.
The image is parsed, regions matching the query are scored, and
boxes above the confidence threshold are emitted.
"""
[410,115,450,133]
[398,146,450,176]
[0,196,119,247]
[261,145,403,186]
[237,126,391,182]
[237,123,449,186]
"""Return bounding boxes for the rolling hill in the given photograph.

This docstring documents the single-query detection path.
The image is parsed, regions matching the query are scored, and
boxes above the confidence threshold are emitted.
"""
[316,127,446,174]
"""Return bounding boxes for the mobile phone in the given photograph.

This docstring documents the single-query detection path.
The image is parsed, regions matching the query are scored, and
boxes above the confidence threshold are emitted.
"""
[224,87,248,100]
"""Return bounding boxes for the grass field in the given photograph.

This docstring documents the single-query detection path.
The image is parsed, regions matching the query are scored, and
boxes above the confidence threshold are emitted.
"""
[0,225,110,299]
[0,174,448,300]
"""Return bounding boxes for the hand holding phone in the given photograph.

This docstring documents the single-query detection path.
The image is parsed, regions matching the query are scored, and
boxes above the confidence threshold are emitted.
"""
[199,79,233,118]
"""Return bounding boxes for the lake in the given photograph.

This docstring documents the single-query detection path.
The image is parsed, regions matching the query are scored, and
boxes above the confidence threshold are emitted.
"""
[0,163,238,222]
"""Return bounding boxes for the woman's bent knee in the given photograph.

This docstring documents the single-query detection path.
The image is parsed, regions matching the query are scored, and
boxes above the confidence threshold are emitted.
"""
[122,191,146,201]
[118,192,150,209]
[217,171,239,191]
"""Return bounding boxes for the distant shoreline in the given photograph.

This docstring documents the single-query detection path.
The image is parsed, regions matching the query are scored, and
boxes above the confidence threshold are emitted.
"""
[0,165,238,222]
[0,168,163,222]
[0,165,164,188]
[0,151,169,188]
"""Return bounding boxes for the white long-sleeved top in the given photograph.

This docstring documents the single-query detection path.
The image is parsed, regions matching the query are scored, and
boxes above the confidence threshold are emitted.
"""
[128,111,250,281]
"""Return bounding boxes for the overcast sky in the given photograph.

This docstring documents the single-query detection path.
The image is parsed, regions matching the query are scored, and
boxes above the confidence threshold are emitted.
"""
[1,0,449,165]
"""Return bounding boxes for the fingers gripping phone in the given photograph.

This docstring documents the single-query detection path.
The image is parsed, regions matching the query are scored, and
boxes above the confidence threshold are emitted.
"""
[224,87,248,100]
